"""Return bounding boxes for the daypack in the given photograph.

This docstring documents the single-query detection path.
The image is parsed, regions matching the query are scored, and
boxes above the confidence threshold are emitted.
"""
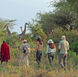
[23,46,28,53]
[23,49,26,53]
[48,43,55,49]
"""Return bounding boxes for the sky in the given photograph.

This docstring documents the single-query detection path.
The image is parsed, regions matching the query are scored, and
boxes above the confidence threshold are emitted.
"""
[0,0,55,33]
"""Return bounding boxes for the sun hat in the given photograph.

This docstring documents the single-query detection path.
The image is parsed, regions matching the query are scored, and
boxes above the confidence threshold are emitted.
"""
[23,40,27,43]
[48,39,54,44]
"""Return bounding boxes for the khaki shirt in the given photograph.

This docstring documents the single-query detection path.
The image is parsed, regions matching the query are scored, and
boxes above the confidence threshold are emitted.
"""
[59,40,69,54]
[20,43,30,53]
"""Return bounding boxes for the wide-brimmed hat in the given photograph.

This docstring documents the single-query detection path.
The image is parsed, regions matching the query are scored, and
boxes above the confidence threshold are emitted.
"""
[23,40,27,43]
[48,39,54,44]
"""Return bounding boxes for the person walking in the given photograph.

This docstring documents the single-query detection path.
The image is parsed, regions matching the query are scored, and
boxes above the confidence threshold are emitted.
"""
[58,35,69,70]
[0,40,10,64]
[19,40,30,66]
[36,37,43,66]
[46,39,56,66]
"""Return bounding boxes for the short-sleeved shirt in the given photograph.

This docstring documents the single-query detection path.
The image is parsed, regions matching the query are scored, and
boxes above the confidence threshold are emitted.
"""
[59,40,69,54]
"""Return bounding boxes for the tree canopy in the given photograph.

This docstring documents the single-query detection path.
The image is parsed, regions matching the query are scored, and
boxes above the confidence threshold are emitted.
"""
[33,0,78,34]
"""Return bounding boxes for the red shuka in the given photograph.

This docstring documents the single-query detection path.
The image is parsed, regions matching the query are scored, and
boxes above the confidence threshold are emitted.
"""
[0,42,10,62]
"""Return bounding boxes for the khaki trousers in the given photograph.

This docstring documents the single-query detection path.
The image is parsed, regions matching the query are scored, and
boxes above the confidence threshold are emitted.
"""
[19,53,29,66]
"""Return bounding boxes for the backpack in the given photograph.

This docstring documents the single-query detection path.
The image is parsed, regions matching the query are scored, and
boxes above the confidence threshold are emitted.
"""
[23,46,28,53]
[48,43,55,49]
[23,49,27,53]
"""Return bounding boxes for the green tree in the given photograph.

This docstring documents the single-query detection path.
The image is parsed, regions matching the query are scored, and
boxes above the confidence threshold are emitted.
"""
[37,12,57,34]
[29,23,47,41]
[36,0,78,34]
[53,0,78,30]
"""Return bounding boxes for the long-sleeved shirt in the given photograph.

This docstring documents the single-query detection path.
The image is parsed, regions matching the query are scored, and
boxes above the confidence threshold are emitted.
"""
[20,43,30,53]
[46,45,56,54]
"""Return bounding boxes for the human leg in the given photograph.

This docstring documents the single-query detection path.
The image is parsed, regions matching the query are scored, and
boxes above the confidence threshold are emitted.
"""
[63,54,67,70]
[19,53,25,65]
[38,52,42,64]
[25,55,29,66]
[59,54,64,68]
[48,53,53,66]
[52,55,54,61]
[36,51,41,65]
[36,51,38,61]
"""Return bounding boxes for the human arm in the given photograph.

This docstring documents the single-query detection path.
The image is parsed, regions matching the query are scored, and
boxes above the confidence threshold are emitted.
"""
[35,42,39,52]
[46,45,49,54]
[58,41,61,50]
[20,45,23,50]
[26,48,30,54]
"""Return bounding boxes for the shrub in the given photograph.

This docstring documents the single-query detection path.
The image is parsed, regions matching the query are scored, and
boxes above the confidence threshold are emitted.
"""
[68,51,78,69]
[71,42,78,54]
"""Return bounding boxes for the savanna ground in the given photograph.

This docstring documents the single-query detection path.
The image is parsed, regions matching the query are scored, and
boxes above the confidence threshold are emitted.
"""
[0,46,78,77]
[0,0,78,76]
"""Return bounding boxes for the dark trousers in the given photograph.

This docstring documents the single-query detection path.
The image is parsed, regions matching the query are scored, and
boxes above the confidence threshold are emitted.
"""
[48,53,54,66]
[59,54,67,69]
[36,51,42,65]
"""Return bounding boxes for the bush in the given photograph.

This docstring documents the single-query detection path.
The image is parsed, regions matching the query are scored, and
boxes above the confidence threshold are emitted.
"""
[71,42,78,54]
[68,51,78,69]
[5,36,13,46]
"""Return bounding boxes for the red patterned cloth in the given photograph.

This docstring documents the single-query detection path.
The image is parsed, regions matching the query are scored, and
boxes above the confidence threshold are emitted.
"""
[1,42,10,62]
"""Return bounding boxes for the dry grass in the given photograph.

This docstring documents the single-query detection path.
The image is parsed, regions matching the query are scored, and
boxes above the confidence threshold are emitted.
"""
[0,48,78,77]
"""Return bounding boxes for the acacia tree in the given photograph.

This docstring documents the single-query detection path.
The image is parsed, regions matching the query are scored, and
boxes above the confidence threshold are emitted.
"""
[37,12,57,34]
[53,0,78,30]
[0,19,16,36]
[36,0,78,34]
